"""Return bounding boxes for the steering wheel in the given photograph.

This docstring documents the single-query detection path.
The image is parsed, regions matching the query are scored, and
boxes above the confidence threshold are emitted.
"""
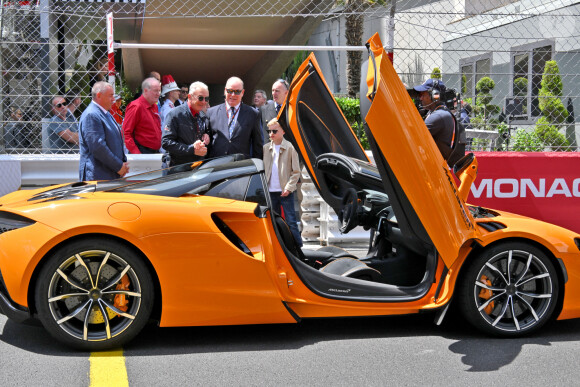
[339,188,359,234]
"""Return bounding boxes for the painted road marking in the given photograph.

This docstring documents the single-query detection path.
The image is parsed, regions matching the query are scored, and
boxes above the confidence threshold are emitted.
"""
[89,349,129,387]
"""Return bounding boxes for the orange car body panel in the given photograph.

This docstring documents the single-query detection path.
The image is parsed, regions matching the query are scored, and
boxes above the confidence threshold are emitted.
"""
[0,190,295,326]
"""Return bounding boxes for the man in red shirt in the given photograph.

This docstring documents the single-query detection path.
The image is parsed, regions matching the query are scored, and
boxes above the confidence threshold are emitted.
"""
[123,77,162,153]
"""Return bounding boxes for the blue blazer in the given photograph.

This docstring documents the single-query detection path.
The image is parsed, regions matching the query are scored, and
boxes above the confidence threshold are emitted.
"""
[78,101,127,181]
[207,103,264,159]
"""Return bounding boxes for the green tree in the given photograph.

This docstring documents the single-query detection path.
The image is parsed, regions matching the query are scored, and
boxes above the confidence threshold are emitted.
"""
[511,128,544,151]
[472,77,501,133]
[534,60,569,150]
[335,96,368,149]
[282,51,309,85]
[513,77,528,97]
[342,0,390,98]
[430,67,441,79]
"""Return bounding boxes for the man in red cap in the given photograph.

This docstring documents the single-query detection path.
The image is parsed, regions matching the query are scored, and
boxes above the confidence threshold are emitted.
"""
[123,77,162,153]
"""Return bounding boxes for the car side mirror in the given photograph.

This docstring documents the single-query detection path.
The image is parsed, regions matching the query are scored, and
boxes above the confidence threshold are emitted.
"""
[254,204,269,218]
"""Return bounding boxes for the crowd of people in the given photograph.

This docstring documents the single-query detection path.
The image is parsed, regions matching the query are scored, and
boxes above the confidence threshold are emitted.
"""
[69,71,303,245]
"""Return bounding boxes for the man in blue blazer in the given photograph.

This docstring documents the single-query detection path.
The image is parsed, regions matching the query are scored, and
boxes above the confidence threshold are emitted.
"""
[79,81,129,181]
[207,76,263,159]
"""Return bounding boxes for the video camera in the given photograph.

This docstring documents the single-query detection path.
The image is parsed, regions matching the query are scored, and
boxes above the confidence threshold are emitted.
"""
[439,87,459,111]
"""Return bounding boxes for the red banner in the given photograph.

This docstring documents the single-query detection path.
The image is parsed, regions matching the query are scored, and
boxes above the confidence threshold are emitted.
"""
[468,152,580,234]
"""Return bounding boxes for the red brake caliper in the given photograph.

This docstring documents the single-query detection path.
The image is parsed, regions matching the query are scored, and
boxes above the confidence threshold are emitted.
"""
[114,275,130,313]
[479,275,494,314]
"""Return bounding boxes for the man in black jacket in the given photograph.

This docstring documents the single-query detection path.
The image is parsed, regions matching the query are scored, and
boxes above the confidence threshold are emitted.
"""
[411,79,455,161]
[162,81,211,166]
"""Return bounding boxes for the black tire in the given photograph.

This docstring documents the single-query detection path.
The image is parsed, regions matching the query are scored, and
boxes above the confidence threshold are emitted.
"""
[35,238,154,350]
[457,241,559,337]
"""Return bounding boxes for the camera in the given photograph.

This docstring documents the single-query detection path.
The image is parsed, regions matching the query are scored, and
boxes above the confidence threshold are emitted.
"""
[440,88,459,111]
[407,86,459,114]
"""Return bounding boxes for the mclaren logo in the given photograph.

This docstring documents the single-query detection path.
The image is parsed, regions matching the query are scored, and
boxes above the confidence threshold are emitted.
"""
[328,288,352,294]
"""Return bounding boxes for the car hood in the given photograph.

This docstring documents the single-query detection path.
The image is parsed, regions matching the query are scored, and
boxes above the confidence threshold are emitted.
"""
[280,33,477,267]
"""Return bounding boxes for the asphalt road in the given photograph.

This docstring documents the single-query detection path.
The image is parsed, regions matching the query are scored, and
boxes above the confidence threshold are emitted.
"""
[2,310,580,386]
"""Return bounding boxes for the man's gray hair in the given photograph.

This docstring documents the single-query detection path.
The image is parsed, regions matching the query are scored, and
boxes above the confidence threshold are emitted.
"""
[273,79,289,90]
[91,81,112,99]
[51,95,64,105]
[254,89,267,99]
[189,81,209,95]
[142,77,160,91]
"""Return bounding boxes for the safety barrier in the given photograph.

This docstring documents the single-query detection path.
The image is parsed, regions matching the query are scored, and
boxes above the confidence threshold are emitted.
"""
[0,154,163,196]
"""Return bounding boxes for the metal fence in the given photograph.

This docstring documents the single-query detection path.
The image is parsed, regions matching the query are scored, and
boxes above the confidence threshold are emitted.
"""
[1,0,578,154]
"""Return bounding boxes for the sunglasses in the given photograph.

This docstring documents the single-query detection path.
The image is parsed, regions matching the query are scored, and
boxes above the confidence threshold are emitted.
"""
[180,89,188,93]
[194,95,210,102]
[53,103,66,108]
[266,129,278,134]
[226,89,243,95]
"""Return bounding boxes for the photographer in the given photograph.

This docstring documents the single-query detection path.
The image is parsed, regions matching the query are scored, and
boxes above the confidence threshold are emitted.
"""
[410,79,455,162]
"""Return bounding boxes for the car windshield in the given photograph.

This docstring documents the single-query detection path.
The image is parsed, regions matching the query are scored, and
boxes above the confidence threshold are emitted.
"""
[104,158,260,198]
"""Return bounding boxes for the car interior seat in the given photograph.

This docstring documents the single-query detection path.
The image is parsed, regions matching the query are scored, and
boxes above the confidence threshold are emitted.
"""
[272,212,380,279]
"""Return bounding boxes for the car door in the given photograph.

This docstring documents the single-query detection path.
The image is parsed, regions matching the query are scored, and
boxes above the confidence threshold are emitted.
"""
[280,35,477,268]
[277,56,370,211]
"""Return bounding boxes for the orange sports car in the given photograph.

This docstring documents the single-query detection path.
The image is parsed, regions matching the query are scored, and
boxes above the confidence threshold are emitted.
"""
[1,34,580,350]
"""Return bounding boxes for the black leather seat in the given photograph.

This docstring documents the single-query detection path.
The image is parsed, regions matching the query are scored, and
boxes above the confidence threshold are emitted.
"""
[273,213,380,280]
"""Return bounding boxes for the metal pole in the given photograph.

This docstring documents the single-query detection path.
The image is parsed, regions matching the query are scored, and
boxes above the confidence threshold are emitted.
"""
[106,12,115,89]
[113,42,367,52]
[0,0,4,153]
[386,0,397,63]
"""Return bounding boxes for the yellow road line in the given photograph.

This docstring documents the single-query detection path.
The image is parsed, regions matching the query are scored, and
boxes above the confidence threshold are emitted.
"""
[89,349,129,387]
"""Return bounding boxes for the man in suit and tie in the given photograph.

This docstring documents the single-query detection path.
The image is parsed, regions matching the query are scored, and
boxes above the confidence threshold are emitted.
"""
[78,81,129,181]
[208,76,263,159]
[260,79,289,140]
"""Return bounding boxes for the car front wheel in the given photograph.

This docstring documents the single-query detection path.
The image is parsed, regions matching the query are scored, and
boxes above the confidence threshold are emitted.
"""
[458,242,559,337]
[35,238,154,350]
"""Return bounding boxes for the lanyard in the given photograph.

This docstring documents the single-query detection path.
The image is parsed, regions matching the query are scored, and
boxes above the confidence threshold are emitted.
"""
[227,105,240,130]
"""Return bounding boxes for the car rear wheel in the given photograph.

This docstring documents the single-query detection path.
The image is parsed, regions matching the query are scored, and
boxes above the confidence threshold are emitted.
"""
[35,238,154,350]
[457,241,559,337]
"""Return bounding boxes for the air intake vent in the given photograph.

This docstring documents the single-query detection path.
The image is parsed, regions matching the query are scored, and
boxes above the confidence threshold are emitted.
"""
[0,212,35,235]
[478,222,507,232]
[211,214,253,256]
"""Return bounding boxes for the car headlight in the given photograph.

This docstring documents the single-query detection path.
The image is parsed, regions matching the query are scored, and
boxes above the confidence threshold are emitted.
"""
[0,211,36,235]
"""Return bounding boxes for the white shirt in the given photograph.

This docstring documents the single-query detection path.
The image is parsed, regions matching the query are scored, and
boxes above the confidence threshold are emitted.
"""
[268,144,282,192]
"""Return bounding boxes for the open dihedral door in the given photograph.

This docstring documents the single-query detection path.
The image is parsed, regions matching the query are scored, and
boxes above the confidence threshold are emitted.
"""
[361,33,477,268]
[277,54,369,213]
